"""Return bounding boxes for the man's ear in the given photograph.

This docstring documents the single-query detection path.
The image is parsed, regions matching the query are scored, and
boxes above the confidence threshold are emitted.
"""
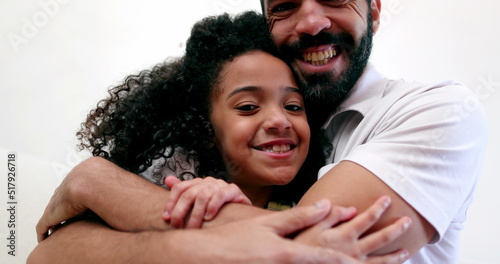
[370,0,382,34]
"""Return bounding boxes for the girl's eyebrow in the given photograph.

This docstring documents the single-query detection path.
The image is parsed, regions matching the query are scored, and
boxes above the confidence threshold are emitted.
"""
[285,86,301,93]
[226,86,301,100]
[226,86,261,100]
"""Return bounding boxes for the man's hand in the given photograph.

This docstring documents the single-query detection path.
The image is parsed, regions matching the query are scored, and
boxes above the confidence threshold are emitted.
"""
[183,199,360,264]
[173,199,409,264]
[295,196,411,262]
[29,199,378,264]
[36,159,96,242]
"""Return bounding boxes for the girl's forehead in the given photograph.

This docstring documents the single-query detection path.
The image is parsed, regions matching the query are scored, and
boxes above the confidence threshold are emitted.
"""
[219,52,293,85]
[213,54,298,101]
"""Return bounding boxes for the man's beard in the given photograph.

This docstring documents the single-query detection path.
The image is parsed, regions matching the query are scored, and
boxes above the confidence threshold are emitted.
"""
[279,18,374,116]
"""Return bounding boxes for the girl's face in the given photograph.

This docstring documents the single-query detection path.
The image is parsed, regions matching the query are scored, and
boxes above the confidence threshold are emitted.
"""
[210,51,310,191]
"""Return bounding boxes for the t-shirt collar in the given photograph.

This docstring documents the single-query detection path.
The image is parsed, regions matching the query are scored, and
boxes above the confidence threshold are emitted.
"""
[323,63,388,129]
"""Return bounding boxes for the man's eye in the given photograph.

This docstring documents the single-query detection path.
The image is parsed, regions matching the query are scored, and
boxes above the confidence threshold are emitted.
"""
[236,105,259,112]
[285,104,304,112]
[270,2,298,14]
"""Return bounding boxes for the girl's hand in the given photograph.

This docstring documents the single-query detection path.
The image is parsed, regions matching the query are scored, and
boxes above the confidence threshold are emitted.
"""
[295,196,412,263]
[163,176,252,229]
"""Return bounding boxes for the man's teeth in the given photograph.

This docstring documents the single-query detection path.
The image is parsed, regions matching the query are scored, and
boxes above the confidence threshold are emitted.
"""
[262,144,291,153]
[302,48,337,66]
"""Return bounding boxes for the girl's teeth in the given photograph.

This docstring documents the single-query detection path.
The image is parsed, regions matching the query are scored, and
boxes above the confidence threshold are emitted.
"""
[263,144,291,153]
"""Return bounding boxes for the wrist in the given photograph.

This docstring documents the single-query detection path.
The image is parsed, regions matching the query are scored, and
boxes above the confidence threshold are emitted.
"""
[202,203,271,228]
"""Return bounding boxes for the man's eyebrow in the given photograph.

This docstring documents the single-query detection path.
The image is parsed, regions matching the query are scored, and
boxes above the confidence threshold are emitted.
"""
[226,86,261,100]
[265,0,275,8]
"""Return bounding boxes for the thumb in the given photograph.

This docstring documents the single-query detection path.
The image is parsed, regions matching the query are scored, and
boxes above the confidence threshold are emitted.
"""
[264,199,332,236]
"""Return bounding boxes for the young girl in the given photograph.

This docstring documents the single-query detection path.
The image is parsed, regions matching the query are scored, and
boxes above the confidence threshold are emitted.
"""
[162,47,311,228]
[77,11,325,214]
[77,11,410,261]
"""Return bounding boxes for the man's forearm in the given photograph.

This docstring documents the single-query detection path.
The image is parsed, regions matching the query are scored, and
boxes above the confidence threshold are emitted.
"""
[30,220,157,264]
[80,157,274,230]
[76,157,172,231]
[38,157,272,236]
[297,161,435,256]
[29,219,206,264]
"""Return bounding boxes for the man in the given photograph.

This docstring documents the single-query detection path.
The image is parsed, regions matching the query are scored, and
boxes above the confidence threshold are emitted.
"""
[260,0,486,263]
[29,0,486,263]
[262,0,486,263]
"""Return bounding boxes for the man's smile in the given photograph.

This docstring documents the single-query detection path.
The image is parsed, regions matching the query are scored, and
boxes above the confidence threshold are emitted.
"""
[301,45,340,66]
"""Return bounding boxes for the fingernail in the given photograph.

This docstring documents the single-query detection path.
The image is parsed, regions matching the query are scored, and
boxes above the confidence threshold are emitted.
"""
[315,199,328,209]
[204,212,212,220]
[162,211,170,219]
[403,217,412,229]
[400,250,409,260]
[346,206,356,214]
[382,196,391,208]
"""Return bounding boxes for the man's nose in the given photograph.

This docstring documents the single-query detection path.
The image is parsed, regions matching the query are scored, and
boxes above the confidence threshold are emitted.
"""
[295,1,331,36]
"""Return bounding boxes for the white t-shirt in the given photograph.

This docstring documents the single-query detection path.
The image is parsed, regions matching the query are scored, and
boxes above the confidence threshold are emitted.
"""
[319,64,487,263]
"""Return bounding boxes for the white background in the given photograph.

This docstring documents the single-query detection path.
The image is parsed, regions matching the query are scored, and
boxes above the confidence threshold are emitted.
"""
[1,0,498,263]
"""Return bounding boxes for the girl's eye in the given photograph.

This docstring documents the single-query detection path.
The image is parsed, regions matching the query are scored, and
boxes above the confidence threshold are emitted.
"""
[236,104,259,112]
[285,104,304,112]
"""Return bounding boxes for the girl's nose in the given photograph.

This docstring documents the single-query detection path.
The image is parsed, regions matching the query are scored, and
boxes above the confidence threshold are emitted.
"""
[263,109,292,132]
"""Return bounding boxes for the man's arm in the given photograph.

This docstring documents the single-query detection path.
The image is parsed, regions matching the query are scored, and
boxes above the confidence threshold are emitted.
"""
[34,157,413,263]
[37,156,276,241]
[36,157,173,240]
[298,160,435,256]
[31,199,411,264]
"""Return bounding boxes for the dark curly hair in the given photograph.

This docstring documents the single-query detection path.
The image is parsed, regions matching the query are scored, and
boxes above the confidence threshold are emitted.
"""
[77,11,329,203]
